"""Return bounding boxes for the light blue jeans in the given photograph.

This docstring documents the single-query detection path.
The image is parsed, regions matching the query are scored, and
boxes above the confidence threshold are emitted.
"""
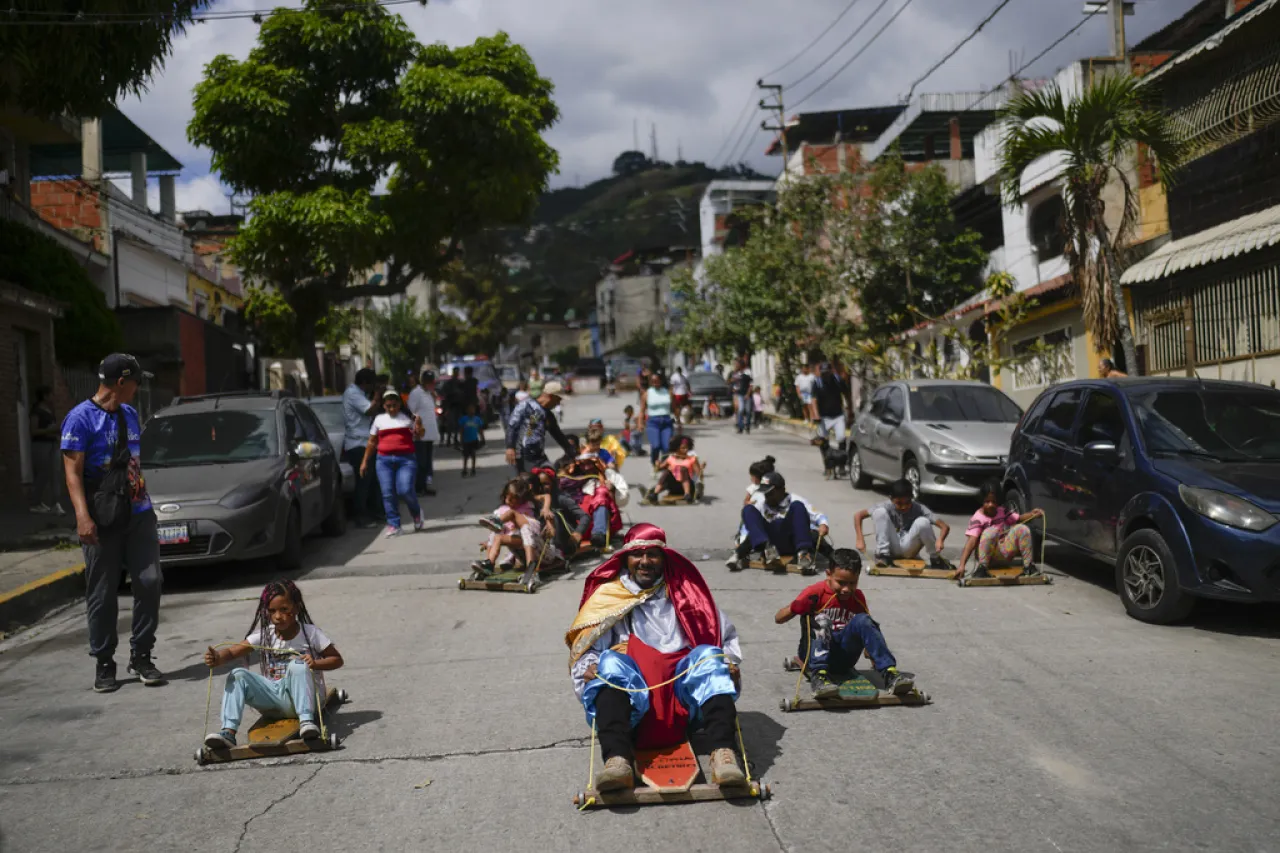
[581,644,738,729]
[376,454,421,528]
[220,660,316,730]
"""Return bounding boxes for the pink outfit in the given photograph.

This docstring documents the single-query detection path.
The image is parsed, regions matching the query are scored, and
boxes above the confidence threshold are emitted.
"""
[965,507,1020,539]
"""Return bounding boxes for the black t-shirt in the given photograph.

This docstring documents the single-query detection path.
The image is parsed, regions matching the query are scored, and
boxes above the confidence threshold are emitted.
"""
[462,377,479,403]
[732,371,752,396]
[442,379,464,407]
[813,372,847,418]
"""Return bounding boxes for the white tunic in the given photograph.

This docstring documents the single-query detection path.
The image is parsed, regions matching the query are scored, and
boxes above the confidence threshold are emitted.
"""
[570,573,741,699]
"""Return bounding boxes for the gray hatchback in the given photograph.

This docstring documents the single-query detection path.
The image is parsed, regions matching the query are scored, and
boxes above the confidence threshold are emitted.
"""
[142,392,345,569]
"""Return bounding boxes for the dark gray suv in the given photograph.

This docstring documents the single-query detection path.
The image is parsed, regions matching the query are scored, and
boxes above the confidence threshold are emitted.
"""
[141,392,345,570]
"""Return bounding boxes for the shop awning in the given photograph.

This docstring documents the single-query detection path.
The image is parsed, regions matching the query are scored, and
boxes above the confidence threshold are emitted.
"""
[1120,204,1280,284]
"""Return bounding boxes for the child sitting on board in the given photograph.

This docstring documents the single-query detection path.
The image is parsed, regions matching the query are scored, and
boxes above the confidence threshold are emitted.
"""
[773,548,913,698]
[648,435,702,504]
[473,478,553,576]
[743,455,776,506]
[202,580,344,749]
[956,480,1044,580]
[853,479,952,570]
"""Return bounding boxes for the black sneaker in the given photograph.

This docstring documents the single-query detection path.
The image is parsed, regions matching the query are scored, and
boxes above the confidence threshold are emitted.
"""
[880,667,915,696]
[470,559,495,578]
[590,533,607,549]
[970,564,992,579]
[424,486,438,496]
[685,490,696,504]
[94,658,119,693]
[809,669,839,699]
[128,654,166,686]
[1020,562,1042,577]
[929,554,952,571]
[874,557,896,568]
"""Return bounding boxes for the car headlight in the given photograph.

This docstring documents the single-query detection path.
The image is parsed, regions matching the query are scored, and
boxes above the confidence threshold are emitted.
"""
[219,484,274,510]
[928,442,977,463]
[1178,485,1277,532]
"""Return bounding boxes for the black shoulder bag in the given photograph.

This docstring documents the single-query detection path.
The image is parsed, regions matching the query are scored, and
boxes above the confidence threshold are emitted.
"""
[89,409,134,533]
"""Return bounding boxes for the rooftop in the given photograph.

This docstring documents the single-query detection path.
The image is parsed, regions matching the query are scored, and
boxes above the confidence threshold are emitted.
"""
[765,105,905,156]
[865,91,1009,163]
[30,106,182,177]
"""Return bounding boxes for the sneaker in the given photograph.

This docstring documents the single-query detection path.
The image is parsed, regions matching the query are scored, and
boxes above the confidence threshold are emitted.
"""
[478,515,504,534]
[128,654,165,686]
[94,658,119,693]
[970,564,992,579]
[762,544,781,568]
[929,554,953,571]
[470,559,495,578]
[590,532,606,549]
[724,556,743,572]
[874,556,896,568]
[796,552,816,575]
[596,755,635,791]
[383,525,401,538]
[29,503,52,515]
[299,721,321,740]
[1021,562,1042,577]
[809,669,839,699]
[52,503,67,516]
[413,514,424,532]
[880,667,915,696]
[685,490,696,504]
[424,485,437,496]
[204,728,237,749]
[709,748,746,786]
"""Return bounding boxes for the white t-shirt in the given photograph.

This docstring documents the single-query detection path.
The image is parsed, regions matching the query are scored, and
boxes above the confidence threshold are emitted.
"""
[670,372,690,396]
[245,622,332,694]
[795,373,816,395]
[407,387,440,442]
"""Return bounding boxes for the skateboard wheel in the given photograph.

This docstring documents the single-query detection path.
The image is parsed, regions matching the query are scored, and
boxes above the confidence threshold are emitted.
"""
[524,582,535,593]
[336,688,349,703]
[761,783,772,800]
[457,578,465,590]
[779,698,790,712]
[328,733,340,750]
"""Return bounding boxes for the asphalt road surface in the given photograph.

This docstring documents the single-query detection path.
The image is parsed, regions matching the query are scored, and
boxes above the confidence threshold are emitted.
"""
[2,393,1277,853]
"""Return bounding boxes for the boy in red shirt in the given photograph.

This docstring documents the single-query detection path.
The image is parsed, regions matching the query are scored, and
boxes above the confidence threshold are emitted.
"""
[774,548,914,698]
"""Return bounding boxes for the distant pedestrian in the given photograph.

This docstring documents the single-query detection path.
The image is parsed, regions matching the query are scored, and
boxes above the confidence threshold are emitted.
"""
[61,354,164,693]
[342,368,385,527]
[407,369,440,496]
[360,388,424,537]
[1100,358,1127,378]
[442,367,463,446]
[731,359,754,434]
[813,363,851,449]
[640,372,674,466]
[670,366,690,427]
[29,385,64,515]
[458,403,485,477]
[795,364,817,423]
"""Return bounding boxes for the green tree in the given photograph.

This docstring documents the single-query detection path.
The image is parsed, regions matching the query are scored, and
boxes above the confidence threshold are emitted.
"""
[997,73,1186,373]
[368,298,431,383]
[189,1,559,393]
[436,234,529,356]
[0,218,121,365]
[551,345,580,369]
[242,286,357,357]
[0,1,200,115]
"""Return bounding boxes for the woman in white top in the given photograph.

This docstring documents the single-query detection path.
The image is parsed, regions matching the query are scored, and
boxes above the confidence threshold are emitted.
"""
[639,372,674,467]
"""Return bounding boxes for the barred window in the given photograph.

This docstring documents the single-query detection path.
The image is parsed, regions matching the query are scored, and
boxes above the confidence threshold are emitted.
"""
[1011,327,1074,391]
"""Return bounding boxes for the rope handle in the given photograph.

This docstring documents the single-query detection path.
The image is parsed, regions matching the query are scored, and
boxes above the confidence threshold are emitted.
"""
[591,652,735,693]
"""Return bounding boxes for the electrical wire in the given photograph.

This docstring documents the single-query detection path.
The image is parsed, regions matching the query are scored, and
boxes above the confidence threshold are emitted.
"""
[790,0,918,111]
[760,0,869,82]
[783,0,894,91]
[710,94,760,168]
[902,0,1018,103]
[0,0,423,26]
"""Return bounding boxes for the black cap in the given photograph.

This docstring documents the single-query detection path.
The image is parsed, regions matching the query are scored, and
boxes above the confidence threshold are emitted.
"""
[354,368,377,385]
[98,353,149,383]
[759,471,786,493]
[422,370,436,382]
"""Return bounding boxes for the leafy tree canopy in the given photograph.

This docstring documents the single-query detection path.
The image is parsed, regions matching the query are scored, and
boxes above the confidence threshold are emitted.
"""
[368,297,432,383]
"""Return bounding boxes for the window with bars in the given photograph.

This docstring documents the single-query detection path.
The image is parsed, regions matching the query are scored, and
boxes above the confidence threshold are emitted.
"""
[1011,327,1074,391]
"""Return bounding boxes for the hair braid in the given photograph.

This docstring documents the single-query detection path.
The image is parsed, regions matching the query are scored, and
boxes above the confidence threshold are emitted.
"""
[247,579,318,675]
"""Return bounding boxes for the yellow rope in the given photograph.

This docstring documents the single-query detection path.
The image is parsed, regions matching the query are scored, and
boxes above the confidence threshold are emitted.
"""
[593,652,733,694]
[792,593,837,704]
[578,719,598,810]
[735,716,754,785]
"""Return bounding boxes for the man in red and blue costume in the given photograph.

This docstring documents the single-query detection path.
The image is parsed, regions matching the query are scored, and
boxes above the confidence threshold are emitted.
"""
[565,523,746,790]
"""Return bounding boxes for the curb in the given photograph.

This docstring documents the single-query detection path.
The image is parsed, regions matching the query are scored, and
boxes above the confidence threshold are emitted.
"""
[0,563,85,638]
[761,415,817,441]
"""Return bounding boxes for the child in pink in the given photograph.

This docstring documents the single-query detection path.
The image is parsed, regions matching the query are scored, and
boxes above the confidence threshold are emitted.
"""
[957,480,1044,579]
[473,478,551,575]
[648,435,703,504]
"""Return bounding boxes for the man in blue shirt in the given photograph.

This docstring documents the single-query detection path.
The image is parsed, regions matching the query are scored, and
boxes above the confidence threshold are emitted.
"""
[61,353,164,693]
[342,367,385,527]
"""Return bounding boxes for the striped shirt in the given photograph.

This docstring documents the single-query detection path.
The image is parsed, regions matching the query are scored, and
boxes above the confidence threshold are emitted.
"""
[370,412,415,456]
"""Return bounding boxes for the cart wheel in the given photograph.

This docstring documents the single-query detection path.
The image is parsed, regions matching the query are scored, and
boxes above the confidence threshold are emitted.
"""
[328,733,340,750]
[457,578,466,590]
[779,698,790,712]
[194,748,206,765]
[761,783,772,800]
[336,688,349,703]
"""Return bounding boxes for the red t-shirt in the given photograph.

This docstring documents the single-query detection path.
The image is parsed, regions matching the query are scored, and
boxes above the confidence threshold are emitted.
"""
[370,412,415,456]
[790,580,868,632]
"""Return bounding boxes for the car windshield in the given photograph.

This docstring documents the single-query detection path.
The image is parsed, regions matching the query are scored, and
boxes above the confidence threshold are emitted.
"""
[308,401,345,435]
[689,373,727,391]
[445,363,498,384]
[142,410,279,466]
[908,386,1022,423]
[497,366,520,380]
[1129,388,1280,462]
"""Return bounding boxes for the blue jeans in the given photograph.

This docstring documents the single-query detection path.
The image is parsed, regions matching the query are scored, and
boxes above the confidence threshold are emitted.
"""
[591,505,609,538]
[220,660,317,730]
[741,501,813,555]
[375,454,421,528]
[647,415,674,465]
[735,394,753,432]
[801,613,897,673]
[581,645,738,729]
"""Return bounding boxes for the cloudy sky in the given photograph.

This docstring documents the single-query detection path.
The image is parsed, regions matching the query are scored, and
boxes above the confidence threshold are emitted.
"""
[116,0,1204,213]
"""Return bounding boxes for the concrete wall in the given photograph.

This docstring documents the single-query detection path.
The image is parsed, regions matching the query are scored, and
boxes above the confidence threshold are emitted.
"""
[996,303,1095,409]
[596,273,669,354]
[118,240,190,309]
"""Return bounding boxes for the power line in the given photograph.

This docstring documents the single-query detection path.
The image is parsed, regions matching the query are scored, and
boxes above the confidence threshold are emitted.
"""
[760,0,869,81]
[903,0,1018,103]
[0,0,423,26]
[784,0,894,91]
[710,94,759,167]
[791,0,918,111]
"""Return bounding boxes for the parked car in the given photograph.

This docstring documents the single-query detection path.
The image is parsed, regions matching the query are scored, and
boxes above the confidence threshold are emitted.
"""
[849,379,1022,497]
[142,392,345,570]
[1005,377,1280,624]
[305,395,356,495]
[688,370,732,416]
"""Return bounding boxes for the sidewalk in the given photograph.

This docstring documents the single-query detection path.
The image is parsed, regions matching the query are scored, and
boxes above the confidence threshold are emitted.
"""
[0,509,82,637]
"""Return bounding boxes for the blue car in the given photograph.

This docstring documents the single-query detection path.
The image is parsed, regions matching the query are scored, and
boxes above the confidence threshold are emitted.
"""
[1004,377,1280,624]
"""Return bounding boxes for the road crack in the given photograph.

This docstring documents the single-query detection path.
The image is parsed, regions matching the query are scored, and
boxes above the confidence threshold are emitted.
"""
[760,797,789,852]
[232,764,323,853]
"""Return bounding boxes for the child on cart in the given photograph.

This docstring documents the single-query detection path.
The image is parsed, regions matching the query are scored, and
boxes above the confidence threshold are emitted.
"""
[559,455,623,549]
[743,455,776,506]
[473,478,557,576]
[202,580,344,749]
[647,435,703,504]
[773,549,913,698]
[955,480,1045,579]
[853,479,952,570]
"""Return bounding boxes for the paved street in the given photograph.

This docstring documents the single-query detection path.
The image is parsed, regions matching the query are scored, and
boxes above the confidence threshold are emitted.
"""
[2,392,1278,853]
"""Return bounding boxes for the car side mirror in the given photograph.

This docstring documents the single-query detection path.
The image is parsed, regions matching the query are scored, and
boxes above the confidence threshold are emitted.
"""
[1083,440,1119,461]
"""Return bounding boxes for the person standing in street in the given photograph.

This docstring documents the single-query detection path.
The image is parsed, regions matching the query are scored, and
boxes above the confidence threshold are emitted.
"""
[813,362,852,449]
[731,359,754,435]
[29,385,65,515]
[408,369,440,496]
[441,367,464,447]
[794,364,817,424]
[342,368,385,528]
[505,381,572,472]
[669,366,690,428]
[639,372,674,466]
[61,354,164,693]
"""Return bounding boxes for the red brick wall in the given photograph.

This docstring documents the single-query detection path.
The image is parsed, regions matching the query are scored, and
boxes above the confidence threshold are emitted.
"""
[178,312,206,396]
[29,179,106,253]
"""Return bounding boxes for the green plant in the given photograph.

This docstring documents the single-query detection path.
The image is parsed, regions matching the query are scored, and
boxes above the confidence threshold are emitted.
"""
[368,298,432,383]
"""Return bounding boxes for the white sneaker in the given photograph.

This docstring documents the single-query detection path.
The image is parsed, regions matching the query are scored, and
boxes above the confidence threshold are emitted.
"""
[299,721,321,740]
[413,514,424,532]
[52,503,66,516]
[384,525,401,538]
[29,503,51,515]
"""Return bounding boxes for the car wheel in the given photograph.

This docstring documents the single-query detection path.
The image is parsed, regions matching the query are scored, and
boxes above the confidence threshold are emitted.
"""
[1004,487,1043,561]
[321,487,346,537]
[903,456,922,498]
[279,505,303,571]
[1115,528,1195,624]
[848,446,871,489]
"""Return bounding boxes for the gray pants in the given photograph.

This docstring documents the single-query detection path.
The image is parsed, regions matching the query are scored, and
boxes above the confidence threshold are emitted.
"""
[872,508,937,560]
[83,509,162,660]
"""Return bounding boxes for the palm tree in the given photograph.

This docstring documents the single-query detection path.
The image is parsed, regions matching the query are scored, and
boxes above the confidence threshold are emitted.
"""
[997,73,1186,373]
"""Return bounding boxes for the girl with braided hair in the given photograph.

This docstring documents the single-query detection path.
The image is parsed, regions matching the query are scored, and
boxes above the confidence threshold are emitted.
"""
[201,580,343,749]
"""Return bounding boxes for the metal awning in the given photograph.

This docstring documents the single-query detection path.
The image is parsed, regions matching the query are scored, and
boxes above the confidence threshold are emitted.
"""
[1140,0,1279,84]
[1121,203,1280,284]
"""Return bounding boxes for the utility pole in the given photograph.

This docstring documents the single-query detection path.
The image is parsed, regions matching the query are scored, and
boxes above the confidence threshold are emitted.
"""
[1086,1,1133,67]
[757,80,786,177]
[650,122,660,162]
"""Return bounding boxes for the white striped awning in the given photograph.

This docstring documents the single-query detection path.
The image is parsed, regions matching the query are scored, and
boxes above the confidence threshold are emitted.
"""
[1121,204,1280,284]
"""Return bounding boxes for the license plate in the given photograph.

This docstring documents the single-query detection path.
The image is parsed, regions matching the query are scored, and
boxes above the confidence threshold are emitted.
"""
[158,524,189,545]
